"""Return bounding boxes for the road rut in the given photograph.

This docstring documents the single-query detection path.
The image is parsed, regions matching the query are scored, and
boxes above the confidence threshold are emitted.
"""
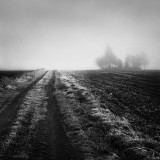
[0,71,73,160]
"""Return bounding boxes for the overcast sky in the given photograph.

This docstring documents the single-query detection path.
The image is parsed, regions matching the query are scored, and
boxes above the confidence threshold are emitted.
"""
[0,0,160,70]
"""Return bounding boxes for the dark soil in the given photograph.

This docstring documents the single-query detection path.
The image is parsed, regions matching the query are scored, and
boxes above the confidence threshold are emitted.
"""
[70,70,160,141]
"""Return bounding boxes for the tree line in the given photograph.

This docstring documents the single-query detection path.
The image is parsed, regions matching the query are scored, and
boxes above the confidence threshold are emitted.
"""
[96,46,149,70]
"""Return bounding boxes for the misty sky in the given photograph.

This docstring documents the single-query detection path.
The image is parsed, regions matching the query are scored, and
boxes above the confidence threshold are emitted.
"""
[0,0,160,70]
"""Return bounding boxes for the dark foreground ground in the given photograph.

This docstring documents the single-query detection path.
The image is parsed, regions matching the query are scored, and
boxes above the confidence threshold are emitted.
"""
[56,70,160,160]
[0,71,74,160]
[70,70,160,140]
[0,70,160,160]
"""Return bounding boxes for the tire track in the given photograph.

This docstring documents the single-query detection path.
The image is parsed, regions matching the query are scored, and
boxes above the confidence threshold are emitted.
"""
[0,71,74,160]
[0,71,47,115]
[28,71,73,160]
[0,70,47,113]
[0,71,48,159]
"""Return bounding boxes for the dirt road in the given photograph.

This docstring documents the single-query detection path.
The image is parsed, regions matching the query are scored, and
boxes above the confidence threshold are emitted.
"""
[0,71,73,160]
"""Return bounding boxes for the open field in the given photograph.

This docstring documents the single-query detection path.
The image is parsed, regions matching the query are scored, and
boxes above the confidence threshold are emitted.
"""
[0,69,160,160]
[70,70,160,140]
[55,70,160,160]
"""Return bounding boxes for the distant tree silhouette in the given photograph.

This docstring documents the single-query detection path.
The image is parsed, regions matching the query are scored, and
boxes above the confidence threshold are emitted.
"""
[125,54,133,68]
[96,46,149,70]
[117,58,123,68]
[96,57,105,69]
[139,52,149,69]
[96,46,119,70]
[104,46,117,68]
[96,46,126,70]
[124,52,149,70]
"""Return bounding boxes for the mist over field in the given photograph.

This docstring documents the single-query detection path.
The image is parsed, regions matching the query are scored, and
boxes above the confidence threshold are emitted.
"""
[0,0,160,70]
[1,1,160,159]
